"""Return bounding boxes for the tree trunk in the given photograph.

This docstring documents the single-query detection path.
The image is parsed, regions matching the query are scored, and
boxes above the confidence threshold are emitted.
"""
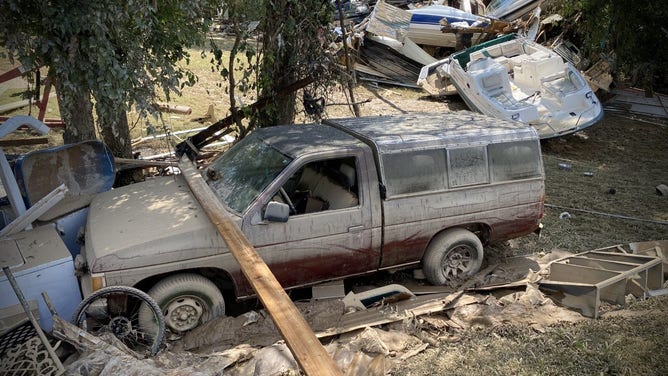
[96,99,136,187]
[96,99,132,159]
[257,0,298,127]
[54,79,96,144]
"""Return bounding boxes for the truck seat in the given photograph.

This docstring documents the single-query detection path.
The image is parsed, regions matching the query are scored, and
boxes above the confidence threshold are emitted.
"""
[297,167,358,212]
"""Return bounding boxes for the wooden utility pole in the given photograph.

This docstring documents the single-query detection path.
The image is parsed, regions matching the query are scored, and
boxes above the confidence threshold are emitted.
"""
[178,158,342,376]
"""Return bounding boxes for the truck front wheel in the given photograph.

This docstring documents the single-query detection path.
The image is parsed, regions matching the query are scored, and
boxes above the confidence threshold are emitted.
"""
[422,228,483,285]
[139,273,225,336]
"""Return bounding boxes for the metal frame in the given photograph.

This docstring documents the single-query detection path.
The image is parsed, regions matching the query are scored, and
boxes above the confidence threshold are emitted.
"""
[540,245,664,318]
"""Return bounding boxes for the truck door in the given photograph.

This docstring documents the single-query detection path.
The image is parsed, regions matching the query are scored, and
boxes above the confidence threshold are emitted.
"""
[242,155,378,289]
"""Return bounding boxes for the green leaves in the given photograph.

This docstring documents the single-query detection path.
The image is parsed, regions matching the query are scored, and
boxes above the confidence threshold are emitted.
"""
[556,0,667,92]
[0,0,219,155]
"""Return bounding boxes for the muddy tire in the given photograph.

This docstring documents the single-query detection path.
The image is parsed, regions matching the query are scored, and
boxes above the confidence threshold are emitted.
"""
[139,273,225,335]
[422,228,484,286]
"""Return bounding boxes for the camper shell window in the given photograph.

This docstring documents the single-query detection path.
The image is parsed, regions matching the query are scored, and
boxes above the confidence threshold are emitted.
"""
[381,141,542,197]
[382,149,447,195]
[448,146,489,188]
[488,140,542,182]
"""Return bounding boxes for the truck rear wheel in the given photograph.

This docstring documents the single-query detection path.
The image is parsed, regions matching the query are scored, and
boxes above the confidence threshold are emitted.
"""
[139,273,225,336]
[422,228,483,285]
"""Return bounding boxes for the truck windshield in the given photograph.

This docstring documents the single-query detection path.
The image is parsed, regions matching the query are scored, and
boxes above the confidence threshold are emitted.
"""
[204,133,292,213]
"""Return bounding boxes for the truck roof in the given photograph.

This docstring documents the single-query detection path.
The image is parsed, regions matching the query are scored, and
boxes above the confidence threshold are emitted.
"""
[256,111,539,157]
[255,122,366,157]
[323,111,539,154]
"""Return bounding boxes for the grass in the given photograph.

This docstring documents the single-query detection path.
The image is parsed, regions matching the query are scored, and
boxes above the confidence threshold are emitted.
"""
[394,296,668,376]
[507,112,668,255]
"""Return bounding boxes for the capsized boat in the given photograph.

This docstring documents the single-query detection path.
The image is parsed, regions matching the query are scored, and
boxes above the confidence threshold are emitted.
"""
[429,34,603,139]
[407,5,492,47]
[363,1,507,49]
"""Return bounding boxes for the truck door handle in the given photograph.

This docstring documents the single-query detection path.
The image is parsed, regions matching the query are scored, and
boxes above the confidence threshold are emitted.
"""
[348,225,364,233]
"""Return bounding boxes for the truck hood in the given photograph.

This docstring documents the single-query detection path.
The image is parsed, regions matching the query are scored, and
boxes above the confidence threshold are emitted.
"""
[85,175,236,272]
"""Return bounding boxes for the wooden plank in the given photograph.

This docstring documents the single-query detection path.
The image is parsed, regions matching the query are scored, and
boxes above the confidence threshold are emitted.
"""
[52,315,107,352]
[315,292,479,338]
[0,137,49,147]
[52,315,140,358]
[154,102,192,115]
[0,99,30,114]
[178,157,342,376]
[179,77,313,153]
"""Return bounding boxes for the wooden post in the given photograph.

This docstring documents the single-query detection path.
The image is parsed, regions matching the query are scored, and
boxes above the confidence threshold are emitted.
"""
[3,266,65,375]
[178,157,342,376]
[335,0,361,117]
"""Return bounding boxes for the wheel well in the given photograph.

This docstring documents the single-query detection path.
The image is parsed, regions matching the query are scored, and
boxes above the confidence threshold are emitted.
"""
[464,223,491,245]
[134,268,235,301]
[427,223,491,252]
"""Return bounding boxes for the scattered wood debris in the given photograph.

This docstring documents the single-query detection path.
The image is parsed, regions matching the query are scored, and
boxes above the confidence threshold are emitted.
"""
[154,102,192,115]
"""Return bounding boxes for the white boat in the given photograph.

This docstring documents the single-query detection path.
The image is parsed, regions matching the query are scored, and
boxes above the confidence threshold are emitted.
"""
[427,34,603,139]
[407,5,492,47]
[485,0,542,21]
[362,1,505,49]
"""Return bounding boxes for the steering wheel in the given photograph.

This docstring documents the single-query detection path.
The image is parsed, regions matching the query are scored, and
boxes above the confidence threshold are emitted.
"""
[279,187,297,215]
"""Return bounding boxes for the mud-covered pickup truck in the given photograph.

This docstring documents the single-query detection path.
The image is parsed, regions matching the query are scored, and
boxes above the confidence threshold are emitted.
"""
[76,111,544,334]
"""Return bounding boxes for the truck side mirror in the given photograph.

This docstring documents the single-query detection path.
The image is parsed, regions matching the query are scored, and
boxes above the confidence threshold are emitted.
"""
[264,201,289,222]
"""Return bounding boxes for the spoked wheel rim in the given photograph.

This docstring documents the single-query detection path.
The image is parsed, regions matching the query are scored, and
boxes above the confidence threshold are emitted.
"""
[109,316,133,338]
[441,244,475,280]
[72,286,165,357]
[163,295,209,333]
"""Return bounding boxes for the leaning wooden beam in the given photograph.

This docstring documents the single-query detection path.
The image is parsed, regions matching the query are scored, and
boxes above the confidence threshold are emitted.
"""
[52,315,107,353]
[176,77,314,155]
[178,158,342,376]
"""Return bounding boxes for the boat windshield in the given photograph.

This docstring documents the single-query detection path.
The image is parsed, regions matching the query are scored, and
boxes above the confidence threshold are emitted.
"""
[204,133,292,214]
[486,0,511,14]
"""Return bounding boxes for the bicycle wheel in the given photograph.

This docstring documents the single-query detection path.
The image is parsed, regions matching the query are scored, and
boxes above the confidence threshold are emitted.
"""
[72,285,165,356]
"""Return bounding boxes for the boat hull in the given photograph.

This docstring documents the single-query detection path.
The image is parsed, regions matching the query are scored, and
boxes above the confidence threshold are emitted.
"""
[443,34,603,139]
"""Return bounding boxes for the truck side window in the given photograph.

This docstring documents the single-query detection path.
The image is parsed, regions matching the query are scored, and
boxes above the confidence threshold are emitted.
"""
[448,146,489,187]
[488,140,542,182]
[383,150,447,196]
[277,157,359,215]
